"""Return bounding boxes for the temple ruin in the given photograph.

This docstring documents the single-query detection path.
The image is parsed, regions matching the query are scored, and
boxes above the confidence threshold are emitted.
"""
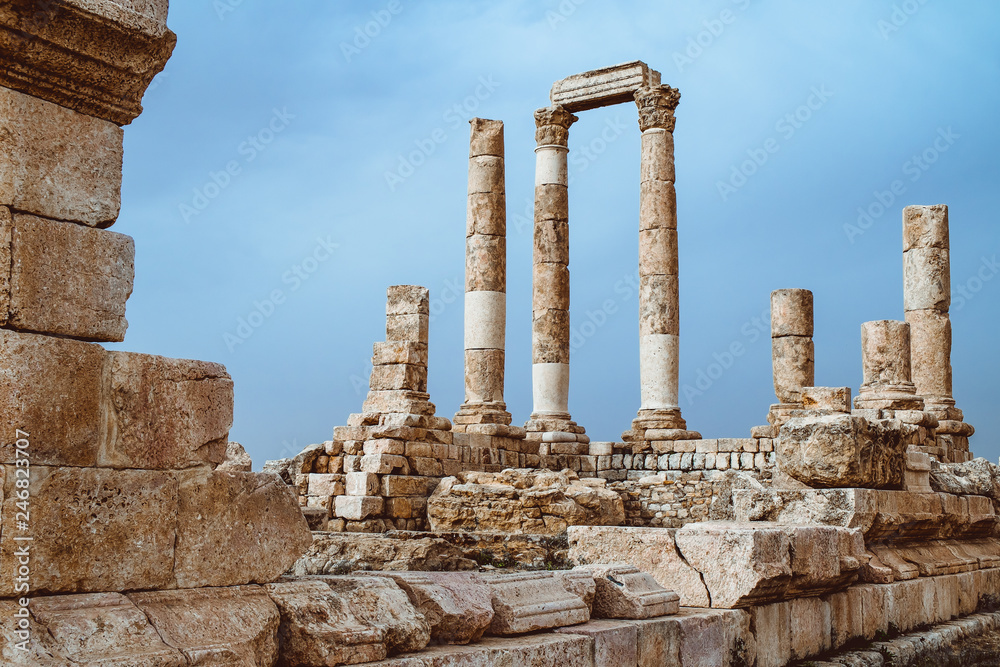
[2,3,1000,665]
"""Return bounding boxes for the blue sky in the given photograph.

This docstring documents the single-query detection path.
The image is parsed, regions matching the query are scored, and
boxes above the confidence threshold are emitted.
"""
[112,1,1000,467]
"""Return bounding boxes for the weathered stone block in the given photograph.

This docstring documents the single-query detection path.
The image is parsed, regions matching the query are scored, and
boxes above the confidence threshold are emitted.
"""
[778,414,906,489]
[336,495,385,520]
[802,386,852,413]
[0,329,104,466]
[568,526,710,607]
[550,60,660,112]
[480,571,590,635]
[0,87,123,225]
[0,0,175,125]
[675,522,792,608]
[373,341,428,366]
[26,592,185,665]
[469,117,503,157]
[173,470,312,589]
[575,564,679,619]
[0,465,177,596]
[320,576,431,655]
[386,285,429,315]
[429,469,623,534]
[103,351,233,469]
[347,471,381,496]
[129,586,280,666]
[370,363,427,392]
[265,580,386,665]
[555,619,638,666]
[386,314,429,344]
[2,211,134,341]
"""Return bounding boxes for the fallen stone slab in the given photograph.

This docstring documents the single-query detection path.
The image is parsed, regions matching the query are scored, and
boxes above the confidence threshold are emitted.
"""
[479,571,590,635]
[568,525,710,607]
[365,572,494,644]
[128,586,279,666]
[265,580,387,665]
[574,564,679,619]
[316,576,431,655]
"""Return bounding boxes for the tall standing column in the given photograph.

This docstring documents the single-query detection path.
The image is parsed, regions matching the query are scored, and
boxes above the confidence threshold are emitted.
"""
[454,118,514,433]
[769,289,815,426]
[525,105,586,441]
[627,85,699,442]
[902,204,973,460]
[902,205,956,414]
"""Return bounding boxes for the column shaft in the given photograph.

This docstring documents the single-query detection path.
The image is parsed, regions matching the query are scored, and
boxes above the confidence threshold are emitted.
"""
[527,105,586,439]
[628,85,696,440]
[770,288,815,407]
[455,118,512,429]
[902,205,955,411]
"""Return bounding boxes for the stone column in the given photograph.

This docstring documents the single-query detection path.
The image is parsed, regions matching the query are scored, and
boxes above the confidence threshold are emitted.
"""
[453,118,514,434]
[769,289,815,424]
[627,84,697,441]
[902,205,957,415]
[853,320,923,410]
[525,105,586,441]
[902,204,972,461]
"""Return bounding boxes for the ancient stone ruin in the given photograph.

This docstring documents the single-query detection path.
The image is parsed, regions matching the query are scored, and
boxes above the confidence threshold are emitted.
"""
[2,3,1000,665]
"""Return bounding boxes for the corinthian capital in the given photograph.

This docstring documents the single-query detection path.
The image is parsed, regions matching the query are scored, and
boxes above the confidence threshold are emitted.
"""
[533,105,578,146]
[634,85,681,132]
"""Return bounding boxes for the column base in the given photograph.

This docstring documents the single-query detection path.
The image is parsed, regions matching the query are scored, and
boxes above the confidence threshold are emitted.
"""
[853,385,924,411]
[921,397,964,422]
[622,409,700,444]
[524,413,588,443]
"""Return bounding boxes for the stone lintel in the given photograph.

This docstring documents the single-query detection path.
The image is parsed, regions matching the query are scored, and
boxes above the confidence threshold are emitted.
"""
[550,60,661,112]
